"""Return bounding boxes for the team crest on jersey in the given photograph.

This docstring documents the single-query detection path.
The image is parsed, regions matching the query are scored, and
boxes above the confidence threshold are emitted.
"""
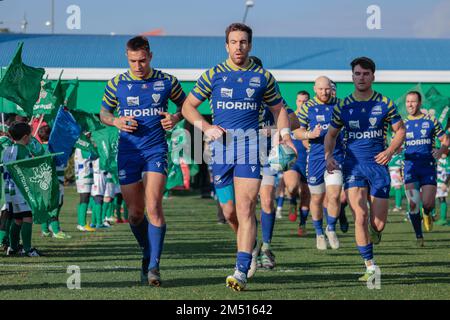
[153,81,165,91]
[349,109,354,115]
[369,117,377,127]
[316,115,325,122]
[325,107,329,111]
[349,120,360,129]
[406,132,414,139]
[127,96,139,106]
[371,105,382,115]
[127,84,133,91]
[152,94,161,103]
[249,76,261,88]
[246,88,255,98]
[415,123,418,127]
[422,122,430,129]
[361,108,366,113]
[221,88,233,98]
[141,84,148,89]
[237,77,243,83]
[420,129,427,137]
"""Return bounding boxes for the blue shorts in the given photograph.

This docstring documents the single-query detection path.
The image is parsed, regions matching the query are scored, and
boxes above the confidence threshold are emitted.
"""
[290,161,307,183]
[403,160,437,187]
[343,162,390,198]
[118,150,167,185]
[212,163,261,189]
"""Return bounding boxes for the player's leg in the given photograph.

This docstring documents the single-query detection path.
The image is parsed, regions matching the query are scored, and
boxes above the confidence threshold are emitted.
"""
[338,188,349,233]
[21,212,39,256]
[435,183,448,225]
[298,174,310,237]
[213,164,238,233]
[275,174,285,218]
[324,169,343,249]
[283,170,300,222]
[142,171,167,286]
[0,207,12,250]
[346,187,377,280]
[308,160,327,250]
[226,175,261,291]
[404,182,423,244]
[7,209,23,255]
[421,184,437,232]
[259,173,276,269]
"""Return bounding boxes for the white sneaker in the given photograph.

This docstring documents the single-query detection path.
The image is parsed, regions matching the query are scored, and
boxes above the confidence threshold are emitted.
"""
[76,225,86,231]
[226,270,247,291]
[316,235,327,250]
[275,207,282,219]
[325,227,340,249]
[247,240,261,278]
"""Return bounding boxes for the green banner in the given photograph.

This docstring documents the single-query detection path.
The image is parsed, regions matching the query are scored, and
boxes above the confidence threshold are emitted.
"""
[91,126,118,183]
[5,153,61,224]
[0,42,45,117]
[33,78,55,116]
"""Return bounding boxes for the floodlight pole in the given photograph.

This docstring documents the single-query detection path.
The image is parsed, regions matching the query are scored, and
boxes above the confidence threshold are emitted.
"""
[242,0,254,24]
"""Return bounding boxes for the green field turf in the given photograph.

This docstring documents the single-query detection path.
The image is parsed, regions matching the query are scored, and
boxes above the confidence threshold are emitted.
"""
[0,186,449,300]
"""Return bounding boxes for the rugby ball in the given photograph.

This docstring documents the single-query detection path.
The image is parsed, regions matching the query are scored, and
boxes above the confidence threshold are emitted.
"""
[268,144,297,172]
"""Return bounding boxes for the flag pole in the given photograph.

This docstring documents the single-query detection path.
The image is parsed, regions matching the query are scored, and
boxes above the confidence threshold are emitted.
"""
[33,114,44,137]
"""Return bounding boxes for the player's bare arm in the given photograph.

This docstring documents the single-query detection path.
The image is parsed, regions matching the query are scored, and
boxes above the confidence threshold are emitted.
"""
[99,106,138,133]
[375,120,405,165]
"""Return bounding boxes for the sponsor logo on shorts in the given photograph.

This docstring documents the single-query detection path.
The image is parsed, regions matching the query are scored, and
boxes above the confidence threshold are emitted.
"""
[119,170,126,180]
[156,162,161,168]
[347,175,356,183]
[251,166,256,172]
[221,88,233,98]
[127,96,139,106]
[309,176,317,183]
[214,175,222,184]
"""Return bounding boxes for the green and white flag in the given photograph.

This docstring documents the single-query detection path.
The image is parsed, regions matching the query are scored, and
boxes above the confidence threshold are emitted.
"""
[91,126,119,183]
[5,153,61,224]
[33,78,55,116]
[0,42,45,117]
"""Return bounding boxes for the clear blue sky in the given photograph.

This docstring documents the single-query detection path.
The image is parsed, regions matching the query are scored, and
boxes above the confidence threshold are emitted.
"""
[1,0,450,38]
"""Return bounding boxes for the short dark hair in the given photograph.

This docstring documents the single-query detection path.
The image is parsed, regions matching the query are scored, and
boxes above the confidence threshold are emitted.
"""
[126,36,150,53]
[225,23,252,44]
[8,121,31,141]
[297,90,310,99]
[38,125,51,142]
[249,56,263,67]
[407,90,422,103]
[351,57,376,73]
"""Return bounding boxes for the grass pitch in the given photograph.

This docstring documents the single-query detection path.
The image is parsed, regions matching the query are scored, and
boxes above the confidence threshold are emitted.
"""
[0,186,449,300]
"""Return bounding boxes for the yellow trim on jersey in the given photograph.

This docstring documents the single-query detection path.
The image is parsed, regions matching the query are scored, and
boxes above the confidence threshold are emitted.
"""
[351,90,377,102]
[225,58,255,71]
[407,113,426,120]
[128,68,154,80]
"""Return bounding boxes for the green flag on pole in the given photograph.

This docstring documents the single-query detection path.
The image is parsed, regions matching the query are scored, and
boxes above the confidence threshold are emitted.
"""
[91,126,119,183]
[72,109,105,133]
[5,153,61,224]
[33,78,55,116]
[0,42,45,117]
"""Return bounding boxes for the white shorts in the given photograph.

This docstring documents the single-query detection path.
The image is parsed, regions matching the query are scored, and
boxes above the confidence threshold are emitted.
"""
[436,183,448,198]
[309,170,343,194]
[105,182,121,198]
[389,168,403,188]
[91,159,107,197]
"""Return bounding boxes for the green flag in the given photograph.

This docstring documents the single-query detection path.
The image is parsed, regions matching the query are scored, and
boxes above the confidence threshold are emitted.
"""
[0,42,45,117]
[424,87,450,129]
[74,133,96,154]
[72,110,104,133]
[33,78,55,116]
[5,153,60,224]
[91,126,119,183]
[64,78,78,110]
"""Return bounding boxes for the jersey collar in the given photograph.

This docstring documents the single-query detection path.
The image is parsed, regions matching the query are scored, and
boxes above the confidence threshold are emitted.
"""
[313,96,335,105]
[350,90,378,102]
[128,68,154,80]
[407,113,425,120]
[225,58,255,71]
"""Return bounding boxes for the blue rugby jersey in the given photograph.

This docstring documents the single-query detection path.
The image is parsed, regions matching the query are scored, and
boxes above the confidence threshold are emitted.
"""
[330,91,401,164]
[191,59,282,133]
[101,69,185,153]
[297,96,344,161]
[404,113,445,162]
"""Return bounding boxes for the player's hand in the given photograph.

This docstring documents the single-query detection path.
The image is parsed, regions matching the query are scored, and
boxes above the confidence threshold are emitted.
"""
[326,156,339,173]
[160,112,178,131]
[113,116,138,133]
[204,125,226,142]
[375,149,393,165]
[432,148,444,160]
[281,134,298,157]
[309,124,322,139]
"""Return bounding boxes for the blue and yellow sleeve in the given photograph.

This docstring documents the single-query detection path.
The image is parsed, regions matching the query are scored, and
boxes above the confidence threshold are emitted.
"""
[385,97,401,125]
[330,101,344,129]
[433,117,445,138]
[297,103,309,129]
[263,71,282,107]
[101,75,120,111]
[168,75,186,107]
[191,69,214,102]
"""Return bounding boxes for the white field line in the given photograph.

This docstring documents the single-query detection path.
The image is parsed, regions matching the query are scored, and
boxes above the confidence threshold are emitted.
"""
[0,264,408,275]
